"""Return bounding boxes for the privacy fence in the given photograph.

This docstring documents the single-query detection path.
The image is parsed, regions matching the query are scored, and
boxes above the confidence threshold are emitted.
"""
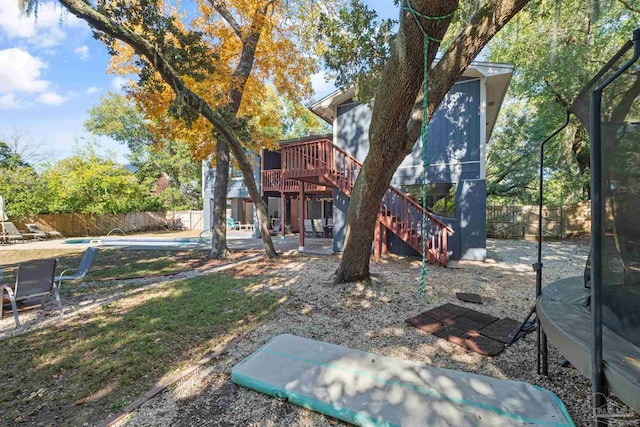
[486,202,591,239]
[21,205,589,239]
[164,210,204,231]
[28,212,168,237]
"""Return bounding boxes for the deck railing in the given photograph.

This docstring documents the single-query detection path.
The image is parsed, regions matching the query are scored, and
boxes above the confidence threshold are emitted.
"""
[278,138,452,266]
[262,169,329,193]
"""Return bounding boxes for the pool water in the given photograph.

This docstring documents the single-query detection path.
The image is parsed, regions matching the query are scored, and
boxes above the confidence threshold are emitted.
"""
[64,237,209,248]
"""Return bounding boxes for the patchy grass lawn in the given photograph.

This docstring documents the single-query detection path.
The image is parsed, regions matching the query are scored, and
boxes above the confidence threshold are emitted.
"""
[0,272,281,426]
[0,248,210,284]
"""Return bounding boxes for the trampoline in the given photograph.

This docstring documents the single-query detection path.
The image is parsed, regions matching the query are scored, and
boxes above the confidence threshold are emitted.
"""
[534,28,640,422]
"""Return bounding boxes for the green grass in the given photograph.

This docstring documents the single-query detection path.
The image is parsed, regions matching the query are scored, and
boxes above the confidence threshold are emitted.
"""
[0,273,281,426]
[0,249,210,295]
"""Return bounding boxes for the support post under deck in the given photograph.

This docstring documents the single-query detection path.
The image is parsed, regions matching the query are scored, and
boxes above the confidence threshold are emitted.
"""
[299,186,305,251]
[280,192,285,239]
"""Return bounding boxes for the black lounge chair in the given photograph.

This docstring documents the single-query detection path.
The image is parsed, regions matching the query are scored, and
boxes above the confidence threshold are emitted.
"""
[25,223,63,239]
[1,221,26,243]
[1,259,61,327]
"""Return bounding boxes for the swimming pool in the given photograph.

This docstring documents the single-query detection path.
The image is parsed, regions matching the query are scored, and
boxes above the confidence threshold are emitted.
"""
[64,237,210,250]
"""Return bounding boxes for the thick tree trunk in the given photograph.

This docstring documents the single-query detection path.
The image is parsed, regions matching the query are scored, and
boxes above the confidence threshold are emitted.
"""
[229,143,277,258]
[208,0,276,259]
[335,0,530,283]
[210,138,230,258]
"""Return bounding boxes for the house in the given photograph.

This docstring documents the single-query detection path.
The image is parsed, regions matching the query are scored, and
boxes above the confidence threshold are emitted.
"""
[203,60,513,263]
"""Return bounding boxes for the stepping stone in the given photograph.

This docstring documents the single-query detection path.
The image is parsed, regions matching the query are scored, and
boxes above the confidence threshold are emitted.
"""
[407,304,507,356]
[479,317,528,344]
[432,324,470,347]
[405,314,443,334]
[456,292,483,304]
[464,333,506,357]
[450,315,495,333]
[422,306,460,324]
[462,309,499,327]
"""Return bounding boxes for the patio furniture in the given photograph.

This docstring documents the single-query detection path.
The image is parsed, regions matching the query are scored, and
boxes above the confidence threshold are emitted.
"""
[313,219,325,237]
[227,217,240,230]
[1,259,61,327]
[26,224,63,239]
[239,222,254,231]
[1,221,29,243]
[23,223,47,240]
[323,218,333,237]
[303,219,317,238]
[55,247,98,287]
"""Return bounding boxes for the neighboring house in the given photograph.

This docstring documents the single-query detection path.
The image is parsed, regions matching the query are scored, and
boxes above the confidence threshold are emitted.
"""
[203,60,513,263]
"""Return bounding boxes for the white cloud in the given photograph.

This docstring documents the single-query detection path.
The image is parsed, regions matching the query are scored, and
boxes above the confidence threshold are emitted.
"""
[85,86,99,95]
[0,48,49,94]
[74,45,90,60]
[0,93,20,109]
[36,91,67,106]
[0,2,85,48]
[111,76,132,91]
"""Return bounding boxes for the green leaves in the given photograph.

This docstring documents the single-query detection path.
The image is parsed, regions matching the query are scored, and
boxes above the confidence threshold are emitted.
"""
[0,141,27,169]
[0,165,48,221]
[92,0,216,89]
[43,141,163,215]
[317,0,395,102]
[85,91,153,154]
[486,0,640,204]
[85,92,202,210]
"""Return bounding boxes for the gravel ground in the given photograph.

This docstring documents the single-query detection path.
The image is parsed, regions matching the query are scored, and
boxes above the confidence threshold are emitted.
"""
[107,238,618,427]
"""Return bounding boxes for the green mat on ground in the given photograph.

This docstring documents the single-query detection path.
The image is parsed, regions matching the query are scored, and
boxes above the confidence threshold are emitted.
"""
[232,334,574,427]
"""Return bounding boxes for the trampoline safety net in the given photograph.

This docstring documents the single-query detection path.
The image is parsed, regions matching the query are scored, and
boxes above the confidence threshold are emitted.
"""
[575,39,640,346]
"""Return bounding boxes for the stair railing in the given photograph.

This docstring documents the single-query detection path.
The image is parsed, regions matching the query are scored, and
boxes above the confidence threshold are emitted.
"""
[280,138,452,265]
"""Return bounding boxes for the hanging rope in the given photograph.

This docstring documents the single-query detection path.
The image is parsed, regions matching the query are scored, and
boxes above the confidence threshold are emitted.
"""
[402,1,455,299]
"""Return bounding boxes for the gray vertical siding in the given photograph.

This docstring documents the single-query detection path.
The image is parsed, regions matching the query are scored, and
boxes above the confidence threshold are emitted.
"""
[455,179,486,260]
[202,79,485,259]
[336,101,372,163]
[202,161,214,232]
[332,188,350,252]
[336,79,481,186]
[202,154,261,233]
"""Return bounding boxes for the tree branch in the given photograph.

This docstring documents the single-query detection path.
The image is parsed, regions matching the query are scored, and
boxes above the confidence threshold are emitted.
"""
[406,0,530,148]
[543,78,571,108]
[59,0,243,150]
[487,183,535,197]
[229,2,271,109]
[208,0,243,39]
[618,0,640,14]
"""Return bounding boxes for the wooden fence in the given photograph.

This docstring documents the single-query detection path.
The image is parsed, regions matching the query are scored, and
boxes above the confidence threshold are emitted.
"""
[487,202,591,239]
[29,212,167,237]
[165,210,204,231]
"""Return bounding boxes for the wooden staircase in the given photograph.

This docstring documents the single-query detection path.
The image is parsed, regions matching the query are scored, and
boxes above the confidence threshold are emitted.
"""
[280,138,452,266]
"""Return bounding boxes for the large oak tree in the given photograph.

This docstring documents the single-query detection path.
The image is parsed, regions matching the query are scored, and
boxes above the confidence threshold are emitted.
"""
[324,0,530,283]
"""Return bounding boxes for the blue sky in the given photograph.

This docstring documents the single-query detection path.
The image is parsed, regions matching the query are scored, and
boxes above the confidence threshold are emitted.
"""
[0,1,398,165]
